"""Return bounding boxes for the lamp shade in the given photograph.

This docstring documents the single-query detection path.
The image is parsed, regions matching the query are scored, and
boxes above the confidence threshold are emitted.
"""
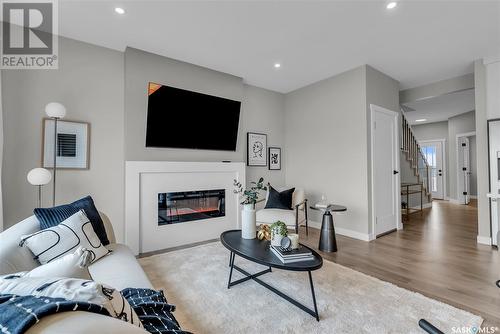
[45,102,66,118]
[27,168,52,186]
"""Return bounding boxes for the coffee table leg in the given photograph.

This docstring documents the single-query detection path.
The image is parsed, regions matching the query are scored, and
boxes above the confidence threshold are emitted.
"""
[227,252,235,289]
[308,271,319,321]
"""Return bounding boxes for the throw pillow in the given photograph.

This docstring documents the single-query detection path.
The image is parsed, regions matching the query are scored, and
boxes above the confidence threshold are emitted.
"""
[24,247,92,279]
[264,185,295,210]
[34,195,110,245]
[0,276,142,328]
[20,210,110,265]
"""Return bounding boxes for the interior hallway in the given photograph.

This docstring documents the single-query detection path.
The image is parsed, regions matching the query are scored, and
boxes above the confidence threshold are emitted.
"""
[300,200,500,326]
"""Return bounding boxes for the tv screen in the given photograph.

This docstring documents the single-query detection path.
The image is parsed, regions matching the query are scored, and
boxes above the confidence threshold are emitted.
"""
[146,82,241,151]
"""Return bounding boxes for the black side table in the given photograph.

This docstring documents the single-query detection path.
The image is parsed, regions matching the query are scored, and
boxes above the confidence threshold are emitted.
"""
[310,204,347,252]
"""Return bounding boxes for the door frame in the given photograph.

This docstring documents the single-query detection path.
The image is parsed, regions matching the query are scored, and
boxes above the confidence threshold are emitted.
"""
[456,131,476,203]
[419,139,447,200]
[369,104,402,240]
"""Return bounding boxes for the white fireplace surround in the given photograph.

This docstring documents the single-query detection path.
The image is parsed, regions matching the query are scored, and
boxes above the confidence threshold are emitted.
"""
[125,161,245,255]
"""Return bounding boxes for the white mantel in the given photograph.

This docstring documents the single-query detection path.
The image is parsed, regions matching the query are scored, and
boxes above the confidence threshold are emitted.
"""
[125,161,245,255]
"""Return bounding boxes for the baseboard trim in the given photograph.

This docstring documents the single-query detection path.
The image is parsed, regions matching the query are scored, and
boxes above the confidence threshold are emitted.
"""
[409,202,433,210]
[447,198,463,204]
[476,235,492,246]
[470,195,478,199]
[308,220,371,241]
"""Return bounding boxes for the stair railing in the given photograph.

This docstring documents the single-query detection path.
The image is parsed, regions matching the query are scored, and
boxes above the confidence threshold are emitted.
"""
[400,111,432,196]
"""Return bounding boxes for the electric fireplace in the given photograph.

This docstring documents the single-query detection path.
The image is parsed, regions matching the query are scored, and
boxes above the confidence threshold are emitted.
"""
[158,189,225,225]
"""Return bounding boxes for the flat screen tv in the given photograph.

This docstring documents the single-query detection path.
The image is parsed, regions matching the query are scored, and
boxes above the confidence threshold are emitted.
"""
[146,82,241,151]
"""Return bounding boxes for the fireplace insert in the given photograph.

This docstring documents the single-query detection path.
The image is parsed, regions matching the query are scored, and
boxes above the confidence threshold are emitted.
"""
[158,189,225,225]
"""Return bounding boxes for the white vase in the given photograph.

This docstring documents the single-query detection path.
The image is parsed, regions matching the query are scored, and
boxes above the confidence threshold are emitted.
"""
[241,204,256,239]
[271,229,284,246]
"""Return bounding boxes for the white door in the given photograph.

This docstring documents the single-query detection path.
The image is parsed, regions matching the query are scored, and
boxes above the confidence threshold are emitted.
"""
[371,105,400,236]
[488,121,500,246]
[420,141,445,199]
[457,137,471,205]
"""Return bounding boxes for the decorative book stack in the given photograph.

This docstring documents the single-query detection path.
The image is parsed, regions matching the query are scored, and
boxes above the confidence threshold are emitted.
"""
[270,245,314,263]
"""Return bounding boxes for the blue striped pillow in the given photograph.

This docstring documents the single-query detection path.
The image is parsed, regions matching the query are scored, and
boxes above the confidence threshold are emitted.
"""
[34,196,109,246]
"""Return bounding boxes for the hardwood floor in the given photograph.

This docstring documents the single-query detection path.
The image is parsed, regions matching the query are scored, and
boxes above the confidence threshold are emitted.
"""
[299,199,500,327]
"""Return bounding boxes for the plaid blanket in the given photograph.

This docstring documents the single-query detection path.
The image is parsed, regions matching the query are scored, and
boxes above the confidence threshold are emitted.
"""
[0,294,109,334]
[122,288,192,334]
[0,288,191,334]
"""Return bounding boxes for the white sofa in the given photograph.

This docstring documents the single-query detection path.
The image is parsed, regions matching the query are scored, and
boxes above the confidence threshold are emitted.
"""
[0,213,152,334]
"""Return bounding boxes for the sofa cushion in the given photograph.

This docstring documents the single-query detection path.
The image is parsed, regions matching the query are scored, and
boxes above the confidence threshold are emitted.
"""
[256,208,297,227]
[0,216,41,275]
[264,186,295,210]
[26,311,148,334]
[89,244,153,291]
[20,210,110,265]
[34,195,110,246]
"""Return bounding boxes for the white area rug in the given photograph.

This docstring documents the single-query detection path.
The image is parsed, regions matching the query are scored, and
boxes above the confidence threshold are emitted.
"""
[139,242,482,334]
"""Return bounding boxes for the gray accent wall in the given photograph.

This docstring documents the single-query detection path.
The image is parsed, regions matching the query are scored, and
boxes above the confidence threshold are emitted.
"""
[1,39,286,237]
[1,37,126,239]
[124,47,244,162]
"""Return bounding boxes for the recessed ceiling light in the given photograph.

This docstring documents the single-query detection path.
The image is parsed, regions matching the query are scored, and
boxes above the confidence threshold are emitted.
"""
[274,63,281,68]
[415,119,427,123]
[386,2,398,9]
[115,7,125,14]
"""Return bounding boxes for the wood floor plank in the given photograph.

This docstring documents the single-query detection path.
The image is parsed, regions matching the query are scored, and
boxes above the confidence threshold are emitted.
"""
[298,200,500,327]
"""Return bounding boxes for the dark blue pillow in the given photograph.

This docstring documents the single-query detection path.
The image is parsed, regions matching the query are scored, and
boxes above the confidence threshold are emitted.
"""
[34,196,110,245]
[264,186,295,210]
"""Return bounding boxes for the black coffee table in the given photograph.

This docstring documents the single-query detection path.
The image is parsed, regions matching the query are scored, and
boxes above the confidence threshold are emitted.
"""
[220,230,323,321]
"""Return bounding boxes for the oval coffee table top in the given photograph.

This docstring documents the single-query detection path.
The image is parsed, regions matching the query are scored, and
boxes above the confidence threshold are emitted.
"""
[220,230,323,271]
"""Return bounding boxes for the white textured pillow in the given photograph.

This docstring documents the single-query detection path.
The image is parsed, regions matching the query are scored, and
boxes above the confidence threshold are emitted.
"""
[20,210,109,265]
[26,246,92,279]
[0,276,142,328]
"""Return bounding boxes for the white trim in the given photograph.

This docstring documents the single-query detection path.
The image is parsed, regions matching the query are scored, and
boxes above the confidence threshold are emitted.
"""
[448,198,463,205]
[369,104,402,238]
[308,220,372,241]
[483,56,500,65]
[477,235,492,246]
[419,139,447,200]
[455,132,476,204]
[125,161,246,255]
[469,195,477,199]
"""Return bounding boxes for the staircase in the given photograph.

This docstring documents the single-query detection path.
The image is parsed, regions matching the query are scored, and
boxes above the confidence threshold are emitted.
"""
[400,111,432,201]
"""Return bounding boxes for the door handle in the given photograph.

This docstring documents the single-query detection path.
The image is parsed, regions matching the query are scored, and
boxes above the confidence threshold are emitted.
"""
[393,170,399,175]
[438,174,442,176]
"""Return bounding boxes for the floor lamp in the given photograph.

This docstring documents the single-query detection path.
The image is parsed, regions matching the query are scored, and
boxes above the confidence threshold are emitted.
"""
[27,168,52,207]
[45,102,66,207]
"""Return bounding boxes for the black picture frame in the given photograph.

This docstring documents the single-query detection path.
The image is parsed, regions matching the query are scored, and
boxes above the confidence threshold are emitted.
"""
[247,132,267,166]
[268,147,281,170]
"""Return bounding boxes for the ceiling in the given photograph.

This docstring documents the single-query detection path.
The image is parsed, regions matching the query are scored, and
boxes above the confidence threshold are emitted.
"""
[58,1,499,93]
[402,89,475,125]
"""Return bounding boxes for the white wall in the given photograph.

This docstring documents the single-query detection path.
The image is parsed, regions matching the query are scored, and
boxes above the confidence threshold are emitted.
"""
[285,66,368,236]
[1,37,125,240]
[474,60,490,242]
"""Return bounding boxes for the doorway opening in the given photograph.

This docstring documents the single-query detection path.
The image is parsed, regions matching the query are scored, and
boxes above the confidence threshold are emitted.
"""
[420,140,446,200]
